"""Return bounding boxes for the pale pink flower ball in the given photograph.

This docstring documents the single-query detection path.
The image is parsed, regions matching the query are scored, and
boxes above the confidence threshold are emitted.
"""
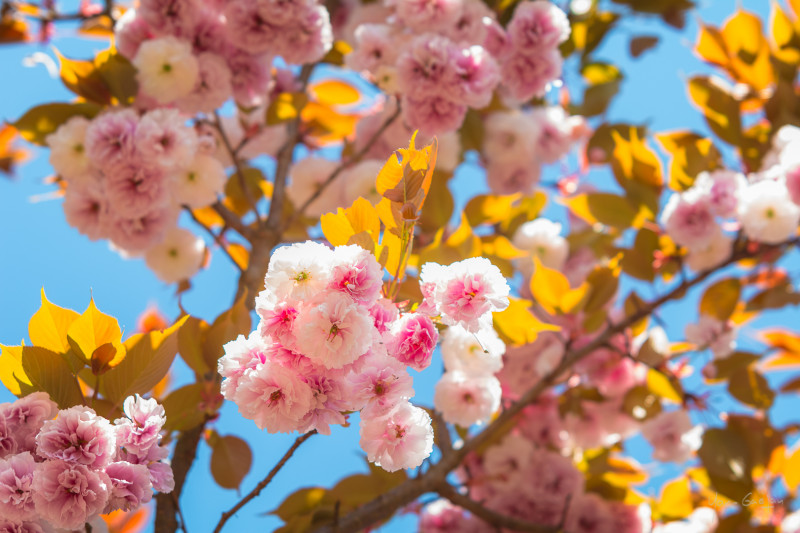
[386,313,439,371]
[0,452,37,522]
[170,152,226,209]
[660,189,718,248]
[85,109,139,170]
[32,460,111,531]
[684,314,736,359]
[104,461,153,513]
[445,0,494,45]
[396,35,460,101]
[46,116,91,183]
[106,162,169,219]
[63,178,110,242]
[440,324,504,376]
[345,24,398,74]
[144,227,205,284]
[114,9,154,60]
[530,106,579,164]
[485,158,541,195]
[328,245,384,304]
[482,433,536,490]
[402,95,468,136]
[0,392,58,455]
[641,409,702,463]
[433,371,501,427]
[132,36,199,105]
[738,178,800,244]
[0,520,44,533]
[418,498,472,533]
[295,291,375,369]
[256,296,300,348]
[219,333,271,399]
[274,5,334,65]
[107,205,177,256]
[233,361,314,433]
[178,52,234,114]
[512,218,569,274]
[693,169,746,218]
[500,48,562,102]
[395,0,464,32]
[420,256,510,333]
[264,241,335,301]
[286,156,341,217]
[115,395,166,459]
[685,225,733,272]
[507,0,570,53]
[483,110,541,162]
[296,373,351,435]
[36,406,117,470]
[368,298,399,334]
[138,0,198,36]
[223,1,281,54]
[452,45,500,108]
[134,108,197,171]
[565,493,615,533]
[358,401,433,472]
[226,49,272,108]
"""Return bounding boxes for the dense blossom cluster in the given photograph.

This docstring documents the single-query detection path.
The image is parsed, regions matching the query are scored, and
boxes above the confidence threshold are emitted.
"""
[345,0,570,134]
[661,124,800,272]
[48,108,208,283]
[219,242,511,471]
[0,393,172,531]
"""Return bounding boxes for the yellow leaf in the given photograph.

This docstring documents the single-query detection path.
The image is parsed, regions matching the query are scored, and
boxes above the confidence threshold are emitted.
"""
[345,197,380,242]
[227,243,250,270]
[375,153,404,196]
[28,289,79,354]
[785,445,800,491]
[0,344,30,396]
[646,368,683,403]
[53,48,111,104]
[464,193,522,226]
[321,208,355,247]
[771,3,800,65]
[378,229,403,278]
[657,477,694,519]
[699,278,741,322]
[309,79,360,106]
[66,298,125,369]
[603,457,649,486]
[493,297,560,345]
[695,24,729,66]
[529,257,587,314]
[721,10,774,90]
[300,101,359,145]
[266,92,309,124]
[610,128,663,188]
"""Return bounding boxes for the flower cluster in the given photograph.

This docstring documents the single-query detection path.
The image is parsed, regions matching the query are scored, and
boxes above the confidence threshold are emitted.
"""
[661,125,800,271]
[483,107,588,194]
[0,393,172,531]
[344,0,570,134]
[116,0,332,110]
[48,109,208,283]
[219,242,511,471]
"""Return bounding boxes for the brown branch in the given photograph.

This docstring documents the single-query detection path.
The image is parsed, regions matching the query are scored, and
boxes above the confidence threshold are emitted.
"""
[288,101,402,228]
[211,202,252,240]
[213,111,263,223]
[213,431,317,533]
[154,423,206,533]
[265,63,315,234]
[436,484,557,532]
[313,236,800,533]
[184,206,243,273]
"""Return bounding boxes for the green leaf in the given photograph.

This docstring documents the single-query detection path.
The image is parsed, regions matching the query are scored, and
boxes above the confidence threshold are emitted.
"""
[177,316,211,377]
[10,102,102,146]
[20,346,84,408]
[271,487,328,521]
[209,433,253,490]
[100,316,188,405]
[28,288,79,354]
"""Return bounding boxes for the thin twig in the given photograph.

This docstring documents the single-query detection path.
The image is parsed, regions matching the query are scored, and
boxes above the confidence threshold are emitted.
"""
[211,202,252,240]
[213,111,263,223]
[213,431,317,533]
[184,206,244,273]
[290,101,402,227]
[436,484,557,532]
[265,63,315,233]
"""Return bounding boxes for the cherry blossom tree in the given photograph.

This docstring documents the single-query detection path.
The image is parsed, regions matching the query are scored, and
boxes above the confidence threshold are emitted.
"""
[1,0,799,532]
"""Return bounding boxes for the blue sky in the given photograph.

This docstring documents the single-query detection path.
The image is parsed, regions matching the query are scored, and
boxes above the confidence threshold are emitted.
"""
[0,1,796,532]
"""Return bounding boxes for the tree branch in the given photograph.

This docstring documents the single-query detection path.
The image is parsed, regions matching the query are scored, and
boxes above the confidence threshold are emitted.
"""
[213,431,317,533]
[313,236,798,533]
[154,423,206,533]
[213,111,263,223]
[436,483,558,533]
[184,206,243,273]
[211,202,252,240]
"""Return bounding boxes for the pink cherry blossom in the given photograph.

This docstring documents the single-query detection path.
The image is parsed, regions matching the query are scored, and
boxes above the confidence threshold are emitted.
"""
[105,162,169,219]
[485,158,541,195]
[233,361,314,433]
[178,52,234,114]
[368,298,399,334]
[641,409,702,463]
[32,459,111,531]
[507,0,570,53]
[297,373,350,435]
[660,189,718,248]
[275,5,333,65]
[36,406,117,470]
[63,179,110,242]
[226,49,272,108]
[500,48,562,102]
[419,499,473,533]
[264,241,334,301]
[421,256,510,333]
[138,0,198,36]
[295,291,375,369]
[223,1,280,54]
[328,245,384,303]
[104,461,153,513]
[441,324,505,376]
[684,314,736,359]
[386,313,438,371]
[446,0,494,45]
[107,205,177,255]
[395,0,463,32]
[114,395,166,459]
[114,9,154,59]
[566,493,615,533]
[346,24,399,74]
[134,108,197,171]
[0,452,36,522]
[402,95,468,135]
[0,520,44,533]
[396,35,460,100]
[694,169,746,218]
[453,45,500,108]
[0,392,58,455]
[349,351,415,417]
[434,371,501,427]
[256,297,300,348]
[359,401,433,472]
[85,109,138,170]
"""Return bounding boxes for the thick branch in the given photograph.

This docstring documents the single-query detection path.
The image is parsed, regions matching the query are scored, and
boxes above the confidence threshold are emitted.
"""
[213,431,316,533]
[436,484,557,533]
[154,423,206,533]
[314,237,796,533]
